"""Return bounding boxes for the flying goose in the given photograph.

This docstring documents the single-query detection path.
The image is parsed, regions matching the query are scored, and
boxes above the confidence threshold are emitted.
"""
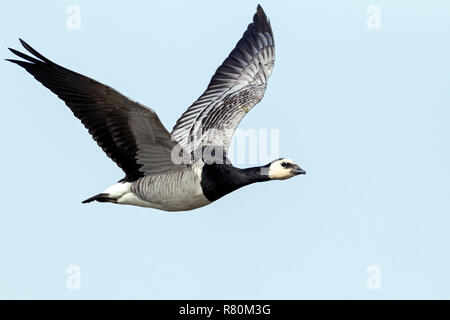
[7,5,305,211]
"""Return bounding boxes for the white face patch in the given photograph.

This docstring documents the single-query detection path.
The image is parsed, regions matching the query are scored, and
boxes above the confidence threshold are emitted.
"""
[268,158,299,180]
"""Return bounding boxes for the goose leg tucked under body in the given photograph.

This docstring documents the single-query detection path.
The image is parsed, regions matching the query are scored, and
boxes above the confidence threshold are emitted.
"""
[7,5,306,211]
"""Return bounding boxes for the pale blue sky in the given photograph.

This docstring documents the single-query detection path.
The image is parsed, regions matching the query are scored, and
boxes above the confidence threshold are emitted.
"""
[1,0,450,299]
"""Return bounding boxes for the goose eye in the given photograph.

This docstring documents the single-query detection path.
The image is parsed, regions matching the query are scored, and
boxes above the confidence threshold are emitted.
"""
[281,162,287,167]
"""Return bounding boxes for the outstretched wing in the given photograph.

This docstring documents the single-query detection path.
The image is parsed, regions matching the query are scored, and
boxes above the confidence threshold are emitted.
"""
[7,39,186,181]
[171,5,275,154]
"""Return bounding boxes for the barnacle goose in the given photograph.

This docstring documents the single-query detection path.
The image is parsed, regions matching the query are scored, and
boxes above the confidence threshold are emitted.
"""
[7,5,305,211]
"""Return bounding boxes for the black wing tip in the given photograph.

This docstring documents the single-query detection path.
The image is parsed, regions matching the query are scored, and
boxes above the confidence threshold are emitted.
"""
[7,47,24,61]
[18,38,31,51]
[18,38,37,56]
[256,4,265,15]
[253,4,272,35]
[7,38,52,65]
[4,58,31,69]
[8,47,31,59]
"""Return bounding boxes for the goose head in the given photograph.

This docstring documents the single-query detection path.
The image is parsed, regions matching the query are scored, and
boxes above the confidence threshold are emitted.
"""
[267,158,305,180]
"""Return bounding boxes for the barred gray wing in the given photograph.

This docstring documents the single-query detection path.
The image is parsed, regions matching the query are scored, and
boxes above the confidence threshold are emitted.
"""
[171,5,275,154]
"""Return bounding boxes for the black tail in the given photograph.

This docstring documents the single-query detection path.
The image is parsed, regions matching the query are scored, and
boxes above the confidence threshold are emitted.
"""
[82,193,117,204]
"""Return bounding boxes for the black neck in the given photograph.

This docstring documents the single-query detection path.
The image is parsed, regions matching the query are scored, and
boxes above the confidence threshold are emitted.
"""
[201,164,270,202]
